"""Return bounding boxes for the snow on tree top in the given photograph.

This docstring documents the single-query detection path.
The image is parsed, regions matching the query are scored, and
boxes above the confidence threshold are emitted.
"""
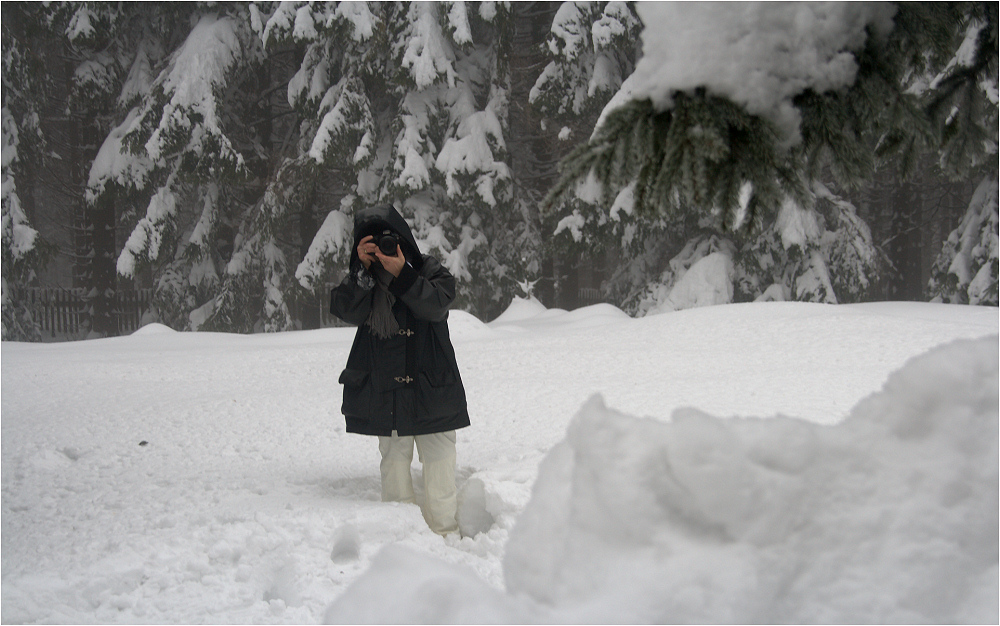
[401,3,458,90]
[608,2,897,147]
[144,14,243,163]
[336,2,375,41]
[65,6,97,42]
[292,4,318,41]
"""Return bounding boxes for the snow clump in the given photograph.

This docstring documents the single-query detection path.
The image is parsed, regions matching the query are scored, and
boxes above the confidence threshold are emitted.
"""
[610,2,897,146]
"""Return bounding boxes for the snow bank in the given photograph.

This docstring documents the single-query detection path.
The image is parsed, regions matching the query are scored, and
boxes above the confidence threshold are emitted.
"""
[489,296,632,330]
[130,322,176,336]
[325,336,999,623]
[488,295,549,324]
[446,309,489,337]
[324,544,536,625]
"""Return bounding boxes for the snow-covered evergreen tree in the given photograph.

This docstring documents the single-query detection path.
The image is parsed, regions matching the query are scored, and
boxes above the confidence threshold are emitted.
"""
[544,2,996,313]
[277,1,526,318]
[2,5,48,340]
[85,4,270,331]
[526,1,646,307]
[34,2,176,336]
[2,105,43,340]
[923,5,998,306]
[530,2,641,127]
[87,1,550,329]
[927,176,999,305]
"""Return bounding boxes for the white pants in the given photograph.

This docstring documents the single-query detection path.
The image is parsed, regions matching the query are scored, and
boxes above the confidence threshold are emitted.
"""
[378,430,458,536]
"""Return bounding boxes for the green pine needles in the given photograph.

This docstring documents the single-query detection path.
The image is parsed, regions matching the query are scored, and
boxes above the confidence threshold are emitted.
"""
[545,2,998,238]
[545,92,808,233]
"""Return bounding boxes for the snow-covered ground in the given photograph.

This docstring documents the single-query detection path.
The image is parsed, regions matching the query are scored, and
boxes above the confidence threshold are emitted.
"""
[2,300,997,623]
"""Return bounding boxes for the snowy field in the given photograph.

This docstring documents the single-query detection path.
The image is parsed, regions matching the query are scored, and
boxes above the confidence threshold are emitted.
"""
[2,300,997,623]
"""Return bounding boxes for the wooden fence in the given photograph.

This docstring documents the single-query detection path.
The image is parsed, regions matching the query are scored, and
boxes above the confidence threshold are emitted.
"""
[12,287,154,340]
[579,287,603,305]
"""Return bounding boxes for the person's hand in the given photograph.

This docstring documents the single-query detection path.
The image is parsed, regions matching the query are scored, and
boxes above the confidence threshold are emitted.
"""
[357,235,377,269]
[376,244,405,277]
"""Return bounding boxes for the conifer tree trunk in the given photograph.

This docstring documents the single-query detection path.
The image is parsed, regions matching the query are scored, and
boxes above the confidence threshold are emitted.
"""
[889,180,924,301]
[88,191,118,337]
[508,2,561,307]
[64,61,107,336]
[66,68,117,336]
[298,200,320,329]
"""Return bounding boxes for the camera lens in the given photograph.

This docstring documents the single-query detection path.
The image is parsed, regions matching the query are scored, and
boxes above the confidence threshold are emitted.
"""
[377,232,399,256]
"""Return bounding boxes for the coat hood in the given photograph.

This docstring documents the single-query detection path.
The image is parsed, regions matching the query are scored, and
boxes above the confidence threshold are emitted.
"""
[352,204,423,268]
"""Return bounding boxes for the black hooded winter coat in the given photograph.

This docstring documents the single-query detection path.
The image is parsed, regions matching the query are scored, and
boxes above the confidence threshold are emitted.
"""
[330,205,470,437]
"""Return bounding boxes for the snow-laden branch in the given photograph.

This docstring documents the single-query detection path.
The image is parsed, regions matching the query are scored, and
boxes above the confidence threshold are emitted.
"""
[295,208,352,290]
[400,3,458,89]
[1,106,38,261]
[86,108,153,202]
[117,175,178,277]
[137,14,247,170]
[601,3,896,147]
[435,96,510,207]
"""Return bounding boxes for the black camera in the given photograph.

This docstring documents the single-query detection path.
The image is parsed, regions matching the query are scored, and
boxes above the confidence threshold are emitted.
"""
[376,230,400,256]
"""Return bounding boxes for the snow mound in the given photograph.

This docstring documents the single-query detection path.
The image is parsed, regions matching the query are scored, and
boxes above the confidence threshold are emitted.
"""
[559,302,632,326]
[490,298,631,331]
[324,336,999,624]
[324,544,536,624]
[489,296,548,324]
[446,310,489,337]
[130,323,177,336]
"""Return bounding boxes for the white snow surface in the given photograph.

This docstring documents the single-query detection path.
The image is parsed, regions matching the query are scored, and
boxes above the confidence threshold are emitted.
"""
[2,301,997,623]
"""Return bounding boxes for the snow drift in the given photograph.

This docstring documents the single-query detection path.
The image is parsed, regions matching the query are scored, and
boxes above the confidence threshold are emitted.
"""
[326,336,999,624]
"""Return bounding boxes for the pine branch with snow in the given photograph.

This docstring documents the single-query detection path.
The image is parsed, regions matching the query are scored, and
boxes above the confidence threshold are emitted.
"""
[928,176,999,305]
[530,2,641,122]
[112,11,255,279]
[548,94,810,231]
[546,3,996,224]
[2,105,43,341]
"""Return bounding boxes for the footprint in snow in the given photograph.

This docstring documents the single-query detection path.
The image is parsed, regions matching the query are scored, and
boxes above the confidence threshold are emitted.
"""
[331,524,361,563]
[457,477,496,538]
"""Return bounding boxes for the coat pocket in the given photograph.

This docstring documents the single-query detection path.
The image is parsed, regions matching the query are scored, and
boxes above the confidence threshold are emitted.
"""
[338,368,371,417]
[415,369,466,420]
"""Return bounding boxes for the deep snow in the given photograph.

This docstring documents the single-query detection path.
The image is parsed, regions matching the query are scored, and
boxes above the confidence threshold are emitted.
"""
[2,300,997,623]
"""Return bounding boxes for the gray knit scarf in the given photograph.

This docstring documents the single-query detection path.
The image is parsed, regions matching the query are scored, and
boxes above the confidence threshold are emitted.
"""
[366,264,400,339]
